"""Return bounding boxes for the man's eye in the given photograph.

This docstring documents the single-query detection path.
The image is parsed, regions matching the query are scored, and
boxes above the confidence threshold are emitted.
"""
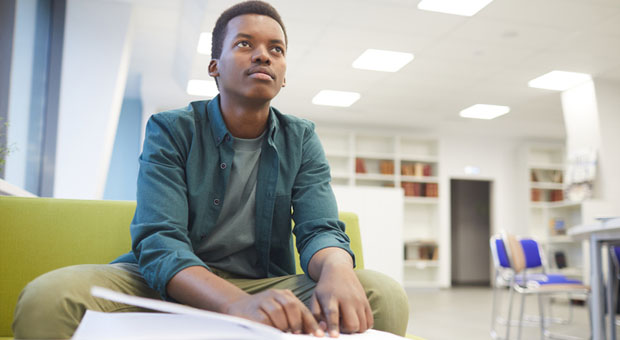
[236,41,250,47]
[272,46,284,54]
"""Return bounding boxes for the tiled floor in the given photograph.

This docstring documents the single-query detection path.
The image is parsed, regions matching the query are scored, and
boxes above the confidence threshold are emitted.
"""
[405,286,592,340]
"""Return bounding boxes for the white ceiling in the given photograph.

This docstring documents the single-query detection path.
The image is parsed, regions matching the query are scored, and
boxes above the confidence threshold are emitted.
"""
[124,0,620,139]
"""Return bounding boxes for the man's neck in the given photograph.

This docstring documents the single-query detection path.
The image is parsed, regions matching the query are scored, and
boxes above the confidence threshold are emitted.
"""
[218,93,270,139]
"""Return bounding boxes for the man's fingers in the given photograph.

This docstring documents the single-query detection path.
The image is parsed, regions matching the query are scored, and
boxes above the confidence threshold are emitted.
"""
[320,297,340,337]
[356,307,368,333]
[273,292,303,334]
[340,304,360,334]
[301,302,324,336]
[309,294,323,321]
[260,298,289,331]
[365,301,374,330]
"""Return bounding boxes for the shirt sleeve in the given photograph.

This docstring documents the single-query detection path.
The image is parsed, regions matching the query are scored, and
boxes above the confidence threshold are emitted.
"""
[130,113,208,300]
[292,124,356,274]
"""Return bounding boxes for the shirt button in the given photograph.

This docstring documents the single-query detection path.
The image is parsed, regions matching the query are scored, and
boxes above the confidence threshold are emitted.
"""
[220,163,227,169]
[213,198,220,205]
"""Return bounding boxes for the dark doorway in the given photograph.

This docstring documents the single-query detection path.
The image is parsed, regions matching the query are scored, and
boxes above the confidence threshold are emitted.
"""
[451,179,491,286]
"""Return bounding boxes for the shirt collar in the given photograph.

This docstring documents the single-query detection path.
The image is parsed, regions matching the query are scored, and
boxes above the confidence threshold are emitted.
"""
[207,95,280,147]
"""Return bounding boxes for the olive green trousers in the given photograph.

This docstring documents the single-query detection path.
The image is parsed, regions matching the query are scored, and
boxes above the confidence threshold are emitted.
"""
[12,263,409,339]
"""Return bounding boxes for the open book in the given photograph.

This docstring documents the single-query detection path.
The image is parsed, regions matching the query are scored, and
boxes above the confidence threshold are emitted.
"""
[72,287,407,340]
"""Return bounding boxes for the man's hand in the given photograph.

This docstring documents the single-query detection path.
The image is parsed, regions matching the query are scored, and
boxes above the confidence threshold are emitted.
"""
[307,248,373,337]
[226,289,324,336]
[167,266,323,336]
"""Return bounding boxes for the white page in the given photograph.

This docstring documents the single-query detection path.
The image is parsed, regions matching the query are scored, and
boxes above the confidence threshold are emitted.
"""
[73,311,264,340]
[75,286,407,340]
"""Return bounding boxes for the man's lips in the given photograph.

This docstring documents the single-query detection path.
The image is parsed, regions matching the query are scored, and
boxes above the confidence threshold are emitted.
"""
[247,67,275,80]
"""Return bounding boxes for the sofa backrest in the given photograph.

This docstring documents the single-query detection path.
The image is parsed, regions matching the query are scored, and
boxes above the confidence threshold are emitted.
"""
[0,196,363,337]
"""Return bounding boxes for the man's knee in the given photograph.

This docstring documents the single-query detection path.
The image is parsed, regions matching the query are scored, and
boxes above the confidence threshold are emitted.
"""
[13,265,98,339]
[355,269,409,336]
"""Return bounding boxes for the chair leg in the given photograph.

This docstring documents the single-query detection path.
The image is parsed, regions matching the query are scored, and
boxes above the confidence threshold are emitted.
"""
[538,294,546,340]
[611,267,618,340]
[518,292,526,340]
[491,279,502,338]
[505,285,515,340]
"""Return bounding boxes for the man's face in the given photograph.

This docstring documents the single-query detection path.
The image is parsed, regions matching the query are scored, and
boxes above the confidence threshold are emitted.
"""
[209,14,287,102]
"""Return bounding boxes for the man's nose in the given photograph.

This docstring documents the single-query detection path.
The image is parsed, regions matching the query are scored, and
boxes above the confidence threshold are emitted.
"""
[251,45,271,65]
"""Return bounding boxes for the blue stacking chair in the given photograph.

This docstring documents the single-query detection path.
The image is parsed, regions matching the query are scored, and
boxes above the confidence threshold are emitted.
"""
[490,235,558,340]
[504,233,590,340]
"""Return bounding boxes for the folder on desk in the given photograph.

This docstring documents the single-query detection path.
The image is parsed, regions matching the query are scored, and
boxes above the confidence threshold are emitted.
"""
[72,286,405,340]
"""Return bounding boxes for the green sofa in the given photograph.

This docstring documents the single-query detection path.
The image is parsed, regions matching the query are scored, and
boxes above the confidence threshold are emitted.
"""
[0,196,364,339]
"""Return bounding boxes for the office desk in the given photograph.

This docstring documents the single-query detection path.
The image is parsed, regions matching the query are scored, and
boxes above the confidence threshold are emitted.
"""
[569,217,620,340]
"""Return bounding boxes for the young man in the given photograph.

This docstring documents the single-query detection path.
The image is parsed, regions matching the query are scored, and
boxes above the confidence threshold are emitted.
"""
[13,1,409,338]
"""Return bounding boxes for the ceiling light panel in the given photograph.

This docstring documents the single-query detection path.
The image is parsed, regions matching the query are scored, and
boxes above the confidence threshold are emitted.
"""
[197,32,212,55]
[312,90,361,107]
[187,79,219,97]
[460,104,510,120]
[527,71,592,91]
[418,0,494,16]
[352,49,414,72]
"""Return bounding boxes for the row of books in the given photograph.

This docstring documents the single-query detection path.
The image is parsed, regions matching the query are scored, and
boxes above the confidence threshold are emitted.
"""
[402,182,438,197]
[530,169,563,183]
[404,243,438,261]
[355,158,433,176]
[531,188,564,202]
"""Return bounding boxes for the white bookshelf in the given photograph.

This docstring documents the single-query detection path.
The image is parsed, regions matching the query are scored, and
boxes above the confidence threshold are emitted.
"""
[317,129,442,288]
[524,144,584,281]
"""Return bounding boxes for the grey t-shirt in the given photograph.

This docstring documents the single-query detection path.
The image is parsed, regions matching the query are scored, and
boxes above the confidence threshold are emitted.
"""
[195,131,265,278]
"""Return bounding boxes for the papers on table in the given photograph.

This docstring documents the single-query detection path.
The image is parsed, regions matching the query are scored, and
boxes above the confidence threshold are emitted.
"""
[72,286,406,340]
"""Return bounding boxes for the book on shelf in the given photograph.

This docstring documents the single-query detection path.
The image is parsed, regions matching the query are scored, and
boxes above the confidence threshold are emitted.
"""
[531,188,541,202]
[423,164,432,176]
[379,160,394,175]
[355,158,366,174]
[401,182,423,197]
[550,189,564,202]
[425,183,438,197]
[549,218,566,236]
[404,241,438,261]
[530,169,563,183]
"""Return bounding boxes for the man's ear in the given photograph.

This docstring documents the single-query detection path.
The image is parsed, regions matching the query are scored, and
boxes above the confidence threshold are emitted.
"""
[208,59,220,77]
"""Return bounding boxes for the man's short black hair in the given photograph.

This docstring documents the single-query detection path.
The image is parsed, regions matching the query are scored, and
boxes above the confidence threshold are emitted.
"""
[211,1,287,59]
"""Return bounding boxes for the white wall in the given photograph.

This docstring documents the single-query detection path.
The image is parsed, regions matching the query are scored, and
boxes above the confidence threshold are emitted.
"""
[438,134,523,286]
[594,79,620,213]
[54,0,133,199]
[332,186,404,285]
[561,78,620,214]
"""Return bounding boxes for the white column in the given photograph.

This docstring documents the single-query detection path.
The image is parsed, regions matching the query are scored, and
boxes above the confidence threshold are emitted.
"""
[594,79,620,212]
[561,79,620,213]
[53,0,133,199]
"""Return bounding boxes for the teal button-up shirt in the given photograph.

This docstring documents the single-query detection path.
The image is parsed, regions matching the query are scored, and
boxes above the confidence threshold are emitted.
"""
[113,96,354,299]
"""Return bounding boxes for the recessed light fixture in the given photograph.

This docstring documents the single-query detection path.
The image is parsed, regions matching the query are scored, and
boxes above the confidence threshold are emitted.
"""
[187,79,219,97]
[527,71,592,91]
[197,32,212,55]
[460,104,510,120]
[312,90,360,107]
[418,0,494,16]
[352,49,414,72]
